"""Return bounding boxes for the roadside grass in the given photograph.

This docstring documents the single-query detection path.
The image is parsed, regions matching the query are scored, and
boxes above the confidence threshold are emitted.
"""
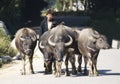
[0,29,17,57]
[0,29,17,67]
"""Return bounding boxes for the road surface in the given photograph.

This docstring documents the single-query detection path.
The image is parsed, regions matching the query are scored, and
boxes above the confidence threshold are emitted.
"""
[0,49,120,84]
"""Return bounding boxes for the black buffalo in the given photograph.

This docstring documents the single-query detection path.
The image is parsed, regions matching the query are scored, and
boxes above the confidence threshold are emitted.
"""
[47,24,78,77]
[39,24,78,77]
[15,27,37,75]
[38,30,55,74]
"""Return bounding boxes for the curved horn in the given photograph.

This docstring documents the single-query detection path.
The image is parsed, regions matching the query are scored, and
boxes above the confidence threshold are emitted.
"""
[65,35,73,46]
[48,35,56,46]
[31,36,37,41]
[39,41,45,49]
[88,36,96,42]
[91,30,100,38]
[30,33,37,41]
[19,36,25,41]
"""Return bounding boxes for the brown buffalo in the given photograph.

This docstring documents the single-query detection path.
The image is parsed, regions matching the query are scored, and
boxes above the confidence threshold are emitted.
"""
[75,28,109,76]
[15,27,37,75]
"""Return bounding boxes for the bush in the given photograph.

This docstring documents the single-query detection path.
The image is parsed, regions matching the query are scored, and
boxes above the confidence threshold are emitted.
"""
[88,13,120,45]
[53,11,87,16]
[0,28,17,57]
[0,58,2,68]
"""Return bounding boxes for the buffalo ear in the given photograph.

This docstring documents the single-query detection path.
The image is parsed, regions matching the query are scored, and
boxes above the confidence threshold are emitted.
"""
[74,29,80,41]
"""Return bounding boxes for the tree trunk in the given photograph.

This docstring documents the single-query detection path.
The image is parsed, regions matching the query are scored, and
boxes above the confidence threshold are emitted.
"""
[69,0,73,11]
[75,0,78,11]
[84,0,89,11]
[62,0,66,11]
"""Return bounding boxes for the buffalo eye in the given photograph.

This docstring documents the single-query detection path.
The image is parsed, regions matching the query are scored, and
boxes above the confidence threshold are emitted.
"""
[99,38,103,42]
[93,41,96,44]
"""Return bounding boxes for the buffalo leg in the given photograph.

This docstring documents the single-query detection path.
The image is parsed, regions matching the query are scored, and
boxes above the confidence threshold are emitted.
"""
[44,61,52,74]
[88,59,93,76]
[29,55,34,74]
[77,54,82,74]
[92,53,98,76]
[44,62,48,74]
[53,61,56,75]
[87,53,94,76]
[21,54,26,75]
[83,56,88,75]
[55,61,62,77]
[49,62,52,73]
[69,55,77,75]
[93,63,98,76]
[65,56,70,76]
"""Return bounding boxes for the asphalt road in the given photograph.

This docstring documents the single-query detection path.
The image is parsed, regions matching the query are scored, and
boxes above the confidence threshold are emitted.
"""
[0,49,120,84]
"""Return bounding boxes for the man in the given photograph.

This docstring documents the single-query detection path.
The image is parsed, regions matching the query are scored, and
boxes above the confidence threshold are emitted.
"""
[40,9,58,35]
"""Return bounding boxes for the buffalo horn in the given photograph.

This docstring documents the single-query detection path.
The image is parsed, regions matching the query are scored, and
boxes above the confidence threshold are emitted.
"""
[48,35,56,46]
[19,36,25,41]
[31,35,37,41]
[39,41,45,49]
[91,30,100,38]
[65,35,73,46]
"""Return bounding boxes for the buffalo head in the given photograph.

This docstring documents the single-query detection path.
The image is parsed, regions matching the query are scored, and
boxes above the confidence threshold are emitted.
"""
[15,28,37,56]
[48,35,73,62]
[95,35,110,49]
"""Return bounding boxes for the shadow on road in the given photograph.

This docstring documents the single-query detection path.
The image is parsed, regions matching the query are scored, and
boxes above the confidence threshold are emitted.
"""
[32,69,120,77]
[34,71,45,74]
[98,69,120,76]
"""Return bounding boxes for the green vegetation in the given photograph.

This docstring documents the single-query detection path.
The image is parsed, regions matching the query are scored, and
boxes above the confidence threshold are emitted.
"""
[0,28,17,67]
[88,10,120,44]
[0,0,23,35]
[0,0,120,45]
[0,28,17,57]
[53,11,87,16]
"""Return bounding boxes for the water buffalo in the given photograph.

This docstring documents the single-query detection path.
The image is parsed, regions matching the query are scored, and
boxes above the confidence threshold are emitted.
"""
[47,24,77,77]
[74,28,109,76]
[38,30,55,74]
[38,24,77,77]
[15,27,37,75]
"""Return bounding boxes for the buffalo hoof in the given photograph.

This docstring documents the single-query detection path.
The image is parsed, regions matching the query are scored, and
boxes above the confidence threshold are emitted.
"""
[83,70,88,75]
[53,70,56,75]
[21,71,26,75]
[72,69,77,75]
[77,68,82,75]
[77,65,82,72]
[21,72,26,75]
[27,72,34,75]
[44,70,52,75]
[88,71,94,77]
[30,71,34,74]
[65,71,70,76]
[55,73,61,77]
[20,69,26,75]
[77,69,82,74]
[94,72,98,76]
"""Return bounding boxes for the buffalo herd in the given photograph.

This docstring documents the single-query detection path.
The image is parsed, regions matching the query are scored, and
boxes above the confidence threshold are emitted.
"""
[14,24,110,77]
